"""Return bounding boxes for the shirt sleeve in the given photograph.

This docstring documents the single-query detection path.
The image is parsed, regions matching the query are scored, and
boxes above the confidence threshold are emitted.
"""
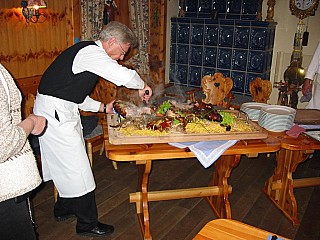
[72,42,145,90]
[78,96,101,112]
[0,85,27,163]
[305,42,320,80]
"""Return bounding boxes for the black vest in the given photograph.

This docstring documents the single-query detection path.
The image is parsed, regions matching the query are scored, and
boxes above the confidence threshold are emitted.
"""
[38,41,99,103]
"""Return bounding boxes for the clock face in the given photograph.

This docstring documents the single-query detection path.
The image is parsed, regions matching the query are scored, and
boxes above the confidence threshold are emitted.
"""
[290,0,319,19]
[295,0,315,10]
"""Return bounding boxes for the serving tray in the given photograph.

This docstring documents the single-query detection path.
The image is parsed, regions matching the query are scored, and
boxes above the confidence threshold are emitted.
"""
[294,109,320,125]
[107,110,268,145]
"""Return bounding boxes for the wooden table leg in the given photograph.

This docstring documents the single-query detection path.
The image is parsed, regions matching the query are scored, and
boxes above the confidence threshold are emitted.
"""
[206,155,241,219]
[135,160,152,240]
[263,148,310,225]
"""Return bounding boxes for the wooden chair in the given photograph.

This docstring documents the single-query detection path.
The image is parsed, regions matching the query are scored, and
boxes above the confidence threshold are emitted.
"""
[249,78,272,158]
[202,73,234,108]
[82,78,118,170]
[186,72,234,109]
[84,129,104,167]
[249,77,272,103]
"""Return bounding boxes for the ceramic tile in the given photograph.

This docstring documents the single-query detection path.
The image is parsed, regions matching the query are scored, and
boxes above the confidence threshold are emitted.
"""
[247,51,266,73]
[169,64,176,83]
[190,46,203,65]
[203,67,216,77]
[250,28,267,50]
[242,0,258,14]
[216,69,231,78]
[231,71,246,93]
[219,26,234,47]
[191,24,204,45]
[199,0,212,13]
[212,0,227,13]
[203,46,217,67]
[234,27,250,49]
[177,24,190,44]
[170,44,176,63]
[189,66,202,86]
[180,0,260,20]
[185,0,198,13]
[176,44,189,64]
[232,49,248,71]
[217,48,232,69]
[204,25,219,46]
[176,64,189,85]
[227,1,241,14]
[171,22,177,43]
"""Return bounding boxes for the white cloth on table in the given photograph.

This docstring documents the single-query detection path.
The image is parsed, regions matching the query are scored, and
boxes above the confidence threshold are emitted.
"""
[169,140,238,168]
[298,124,320,130]
[305,41,320,110]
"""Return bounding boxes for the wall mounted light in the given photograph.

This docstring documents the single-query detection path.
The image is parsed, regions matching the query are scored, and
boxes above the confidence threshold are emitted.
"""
[21,0,47,23]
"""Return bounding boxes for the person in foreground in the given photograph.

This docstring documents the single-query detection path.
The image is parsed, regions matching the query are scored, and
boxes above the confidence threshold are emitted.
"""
[33,21,152,237]
[302,41,320,109]
[0,64,47,240]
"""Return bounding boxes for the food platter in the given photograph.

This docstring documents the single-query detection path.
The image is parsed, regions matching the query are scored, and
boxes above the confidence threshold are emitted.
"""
[107,109,268,145]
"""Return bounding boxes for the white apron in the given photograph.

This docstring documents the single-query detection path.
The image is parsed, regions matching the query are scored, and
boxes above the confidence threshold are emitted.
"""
[306,74,320,109]
[33,93,96,198]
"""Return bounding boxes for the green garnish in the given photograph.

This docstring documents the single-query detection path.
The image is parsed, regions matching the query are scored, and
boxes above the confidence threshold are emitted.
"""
[173,118,180,124]
[157,100,172,115]
[219,111,235,125]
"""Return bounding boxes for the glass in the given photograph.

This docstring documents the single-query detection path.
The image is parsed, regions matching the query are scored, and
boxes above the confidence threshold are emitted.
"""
[116,42,126,55]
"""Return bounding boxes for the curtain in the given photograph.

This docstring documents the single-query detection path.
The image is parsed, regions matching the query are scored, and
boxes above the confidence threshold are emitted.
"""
[80,0,150,76]
[80,0,104,40]
[125,0,150,78]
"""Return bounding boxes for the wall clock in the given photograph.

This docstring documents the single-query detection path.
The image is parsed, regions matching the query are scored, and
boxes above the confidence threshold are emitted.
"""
[290,0,319,19]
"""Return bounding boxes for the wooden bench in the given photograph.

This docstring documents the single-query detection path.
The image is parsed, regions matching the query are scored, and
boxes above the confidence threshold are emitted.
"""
[193,219,290,240]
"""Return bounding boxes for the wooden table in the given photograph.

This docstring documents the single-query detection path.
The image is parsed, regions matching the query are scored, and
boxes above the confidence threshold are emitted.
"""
[263,131,320,225]
[102,119,281,240]
[193,219,290,240]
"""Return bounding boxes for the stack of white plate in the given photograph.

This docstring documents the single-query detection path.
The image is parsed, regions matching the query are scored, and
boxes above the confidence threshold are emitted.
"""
[258,105,296,132]
[240,102,268,121]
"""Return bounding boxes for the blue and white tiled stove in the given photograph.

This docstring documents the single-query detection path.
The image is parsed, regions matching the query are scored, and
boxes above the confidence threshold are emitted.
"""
[169,0,277,96]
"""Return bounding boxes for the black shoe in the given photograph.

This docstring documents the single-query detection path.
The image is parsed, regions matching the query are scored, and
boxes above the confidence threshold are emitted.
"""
[76,222,114,237]
[54,214,74,222]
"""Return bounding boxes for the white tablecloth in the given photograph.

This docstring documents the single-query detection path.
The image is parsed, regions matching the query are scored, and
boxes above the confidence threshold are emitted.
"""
[169,140,238,168]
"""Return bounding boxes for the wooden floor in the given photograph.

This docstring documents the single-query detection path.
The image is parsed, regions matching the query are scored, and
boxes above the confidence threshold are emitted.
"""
[31,150,320,240]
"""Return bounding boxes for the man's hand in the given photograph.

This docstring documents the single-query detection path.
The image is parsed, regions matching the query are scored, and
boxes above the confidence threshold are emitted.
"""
[106,100,115,114]
[27,114,47,135]
[138,84,152,103]
[302,78,312,96]
[99,100,115,114]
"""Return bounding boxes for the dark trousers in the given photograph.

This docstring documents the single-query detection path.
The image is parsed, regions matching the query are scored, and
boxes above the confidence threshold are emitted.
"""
[54,190,98,231]
[0,198,37,240]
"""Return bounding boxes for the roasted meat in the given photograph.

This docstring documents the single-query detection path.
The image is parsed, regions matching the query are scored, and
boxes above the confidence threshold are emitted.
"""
[113,100,152,118]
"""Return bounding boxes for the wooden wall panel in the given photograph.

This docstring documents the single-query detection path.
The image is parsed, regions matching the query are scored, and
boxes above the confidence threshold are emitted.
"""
[0,0,166,97]
[0,0,78,81]
[15,75,41,96]
[113,0,130,27]
[149,0,166,87]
